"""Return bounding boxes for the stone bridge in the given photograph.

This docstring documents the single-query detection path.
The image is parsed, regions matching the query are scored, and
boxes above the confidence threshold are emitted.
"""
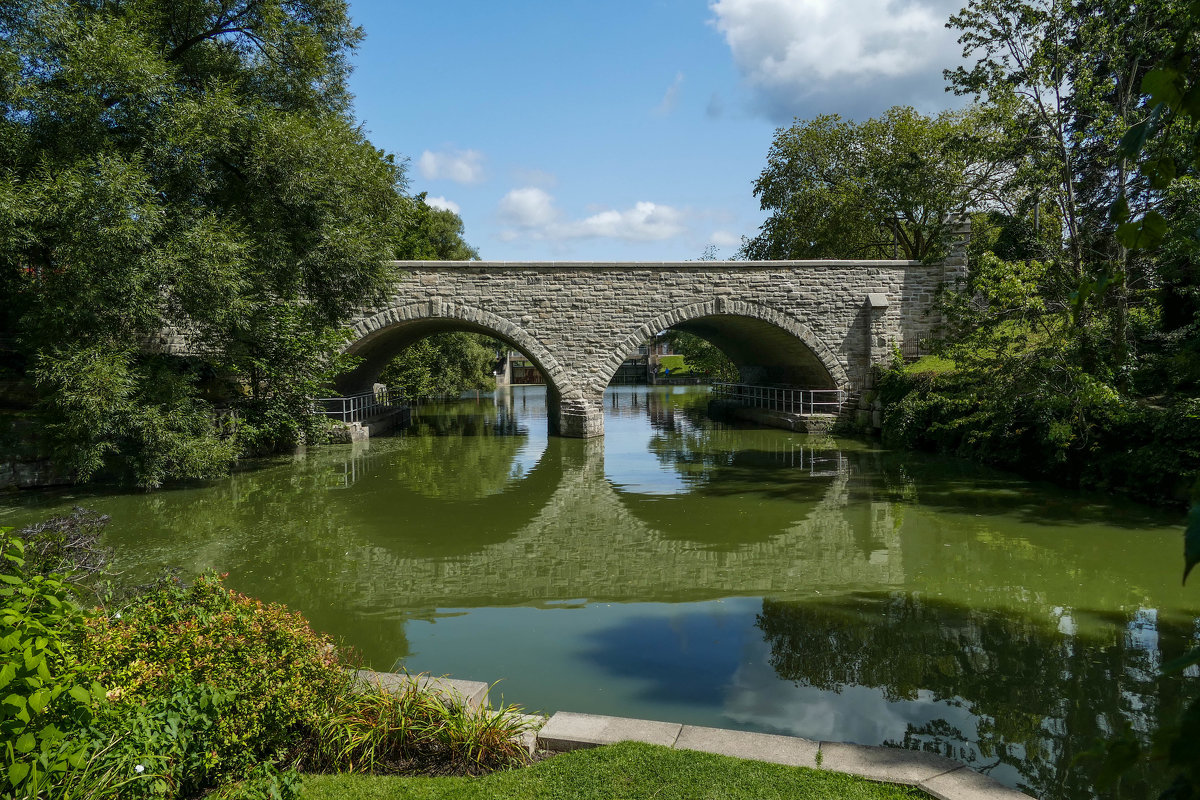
[339,221,968,437]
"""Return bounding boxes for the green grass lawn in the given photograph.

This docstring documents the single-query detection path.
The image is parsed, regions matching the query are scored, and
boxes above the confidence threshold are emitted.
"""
[656,355,690,375]
[299,741,926,800]
[903,355,956,376]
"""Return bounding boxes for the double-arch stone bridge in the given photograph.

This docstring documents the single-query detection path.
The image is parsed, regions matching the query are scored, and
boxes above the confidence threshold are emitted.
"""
[340,224,968,438]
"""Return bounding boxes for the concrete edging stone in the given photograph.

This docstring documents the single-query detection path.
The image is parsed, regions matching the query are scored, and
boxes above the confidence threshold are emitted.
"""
[536,712,1034,800]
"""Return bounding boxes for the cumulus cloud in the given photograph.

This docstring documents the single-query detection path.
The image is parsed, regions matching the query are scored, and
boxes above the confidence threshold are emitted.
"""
[424,195,460,214]
[498,187,559,228]
[561,202,687,241]
[709,0,964,120]
[709,230,741,247]
[417,148,485,183]
[655,72,685,116]
[497,188,688,243]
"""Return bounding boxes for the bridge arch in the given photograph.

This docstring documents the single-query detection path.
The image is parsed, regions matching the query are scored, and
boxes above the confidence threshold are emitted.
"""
[336,302,578,429]
[594,300,851,394]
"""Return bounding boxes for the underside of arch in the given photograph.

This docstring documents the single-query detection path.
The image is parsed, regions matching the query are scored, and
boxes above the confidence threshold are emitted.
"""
[598,301,849,394]
[336,303,568,407]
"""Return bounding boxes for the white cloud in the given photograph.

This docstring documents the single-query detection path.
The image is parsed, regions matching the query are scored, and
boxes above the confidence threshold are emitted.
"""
[709,230,740,247]
[417,148,485,184]
[655,72,685,116]
[424,195,460,214]
[497,189,688,243]
[709,0,963,120]
[561,202,687,241]
[498,187,559,228]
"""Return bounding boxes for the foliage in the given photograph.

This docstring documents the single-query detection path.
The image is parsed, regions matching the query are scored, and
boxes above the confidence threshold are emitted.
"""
[660,331,738,382]
[299,740,926,800]
[0,529,105,799]
[740,106,997,261]
[313,676,530,776]
[394,195,480,261]
[31,346,237,488]
[381,334,499,399]
[0,0,411,485]
[946,0,1198,374]
[78,573,349,776]
[75,681,301,800]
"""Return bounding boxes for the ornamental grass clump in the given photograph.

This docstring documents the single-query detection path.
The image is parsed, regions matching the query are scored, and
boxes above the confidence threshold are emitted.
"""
[313,676,532,777]
[78,572,351,777]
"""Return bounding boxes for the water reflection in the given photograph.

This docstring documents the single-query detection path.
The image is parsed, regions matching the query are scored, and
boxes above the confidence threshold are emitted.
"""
[0,385,1194,799]
[755,594,1199,799]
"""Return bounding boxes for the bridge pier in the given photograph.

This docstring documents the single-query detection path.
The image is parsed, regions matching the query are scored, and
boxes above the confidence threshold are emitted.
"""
[548,392,605,438]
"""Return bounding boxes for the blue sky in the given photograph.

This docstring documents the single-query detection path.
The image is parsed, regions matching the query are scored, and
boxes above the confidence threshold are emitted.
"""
[346,0,968,261]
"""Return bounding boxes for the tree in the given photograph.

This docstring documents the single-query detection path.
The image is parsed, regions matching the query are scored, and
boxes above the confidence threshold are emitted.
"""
[380,333,498,399]
[661,331,738,382]
[395,194,480,261]
[0,0,410,485]
[740,106,999,261]
[946,0,1194,373]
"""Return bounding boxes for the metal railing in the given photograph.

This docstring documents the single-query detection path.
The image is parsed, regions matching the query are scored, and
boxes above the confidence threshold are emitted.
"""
[312,388,400,424]
[711,383,848,416]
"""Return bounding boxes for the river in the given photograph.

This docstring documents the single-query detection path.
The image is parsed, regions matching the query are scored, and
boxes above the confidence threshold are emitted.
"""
[1,385,1195,799]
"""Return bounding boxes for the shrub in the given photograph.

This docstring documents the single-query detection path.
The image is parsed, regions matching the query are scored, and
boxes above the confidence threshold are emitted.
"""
[313,676,531,776]
[0,529,105,799]
[79,573,349,776]
[77,680,300,800]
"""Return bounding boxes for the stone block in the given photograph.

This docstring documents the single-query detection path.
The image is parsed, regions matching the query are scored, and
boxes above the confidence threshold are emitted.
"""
[537,712,682,751]
[674,725,819,767]
[920,765,1036,799]
[817,742,964,785]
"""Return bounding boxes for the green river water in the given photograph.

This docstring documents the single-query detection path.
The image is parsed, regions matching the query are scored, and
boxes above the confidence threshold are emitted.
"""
[1,385,1196,798]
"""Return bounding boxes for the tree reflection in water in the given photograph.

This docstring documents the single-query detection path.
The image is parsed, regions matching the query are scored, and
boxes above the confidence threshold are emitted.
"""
[757,594,1199,800]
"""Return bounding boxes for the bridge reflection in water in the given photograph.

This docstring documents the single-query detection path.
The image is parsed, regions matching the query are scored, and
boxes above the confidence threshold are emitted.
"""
[3,385,1194,800]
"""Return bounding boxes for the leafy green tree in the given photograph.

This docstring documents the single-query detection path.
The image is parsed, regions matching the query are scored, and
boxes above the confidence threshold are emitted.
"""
[395,194,481,261]
[380,333,498,399]
[661,331,738,382]
[741,106,999,261]
[946,0,1194,372]
[0,0,410,486]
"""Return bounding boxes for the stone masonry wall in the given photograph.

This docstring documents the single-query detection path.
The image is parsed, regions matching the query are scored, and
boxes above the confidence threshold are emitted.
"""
[344,250,964,437]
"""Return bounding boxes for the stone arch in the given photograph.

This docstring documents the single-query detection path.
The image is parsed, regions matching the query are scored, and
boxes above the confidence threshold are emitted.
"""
[594,300,851,394]
[336,300,571,403]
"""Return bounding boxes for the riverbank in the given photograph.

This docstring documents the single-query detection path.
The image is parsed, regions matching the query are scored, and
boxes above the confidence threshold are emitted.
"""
[873,358,1200,507]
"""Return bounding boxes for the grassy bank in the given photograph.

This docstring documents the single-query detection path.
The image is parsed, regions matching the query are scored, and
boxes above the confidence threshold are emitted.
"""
[300,741,925,800]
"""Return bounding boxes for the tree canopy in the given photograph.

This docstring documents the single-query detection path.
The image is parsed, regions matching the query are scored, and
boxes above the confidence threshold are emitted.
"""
[0,0,412,485]
[740,106,1002,261]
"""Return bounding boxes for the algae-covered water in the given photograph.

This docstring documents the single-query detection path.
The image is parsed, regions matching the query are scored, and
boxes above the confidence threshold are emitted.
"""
[2,385,1195,798]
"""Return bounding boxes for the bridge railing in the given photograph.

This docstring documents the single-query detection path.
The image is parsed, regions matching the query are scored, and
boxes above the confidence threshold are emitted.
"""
[711,383,848,416]
[312,388,401,424]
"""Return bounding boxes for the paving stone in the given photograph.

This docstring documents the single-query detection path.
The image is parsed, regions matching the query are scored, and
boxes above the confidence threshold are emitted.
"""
[920,765,1037,800]
[516,713,548,756]
[537,712,682,751]
[817,741,966,785]
[674,725,819,767]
